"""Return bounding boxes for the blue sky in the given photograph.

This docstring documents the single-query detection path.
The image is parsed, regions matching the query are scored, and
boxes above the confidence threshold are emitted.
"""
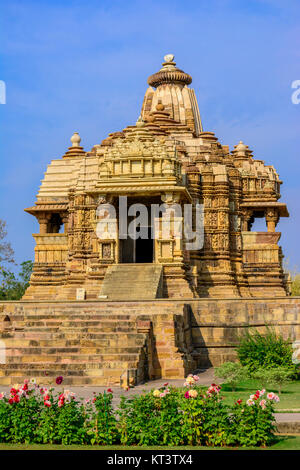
[0,0,299,270]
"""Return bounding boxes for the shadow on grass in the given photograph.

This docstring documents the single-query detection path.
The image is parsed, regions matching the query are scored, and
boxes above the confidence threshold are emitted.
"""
[0,436,299,450]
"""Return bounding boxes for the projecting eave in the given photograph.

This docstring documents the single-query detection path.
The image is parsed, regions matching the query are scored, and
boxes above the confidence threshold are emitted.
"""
[24,202,68,216]
[87,184,192,202]
[240,202,289,217]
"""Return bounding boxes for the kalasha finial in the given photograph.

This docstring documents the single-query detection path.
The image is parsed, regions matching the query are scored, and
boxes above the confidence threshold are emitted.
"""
[235,140,247,151]
[70,132,81,147]
[163,54,175,64]
[136,115,145,127]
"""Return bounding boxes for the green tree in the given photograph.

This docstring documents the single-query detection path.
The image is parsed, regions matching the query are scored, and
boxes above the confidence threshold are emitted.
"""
[282,258,300,296]
[214,362,248,391]
[266,367,294,394]
[0,261,33,300]
[291,274,300,296]
[0,219,14,264]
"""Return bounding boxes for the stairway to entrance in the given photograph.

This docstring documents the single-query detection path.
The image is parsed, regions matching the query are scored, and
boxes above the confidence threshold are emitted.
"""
[0,300,192,387]
[99,264,163,300]
[0,308,150,386]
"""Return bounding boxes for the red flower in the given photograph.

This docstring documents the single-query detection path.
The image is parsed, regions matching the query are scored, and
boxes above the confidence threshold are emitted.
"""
[184,391,190,399]
[13,395,20,403]
[10,388,17,396]
[56,376,63,385]
[93,397,96,403]
[8,398,13,405]
[23,383,28,391]
[236,399,242,405]
[164,383,169,387]
[107,388,113,393]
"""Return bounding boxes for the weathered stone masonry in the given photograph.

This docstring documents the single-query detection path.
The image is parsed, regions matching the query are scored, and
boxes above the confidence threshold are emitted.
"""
[0,54,298,386]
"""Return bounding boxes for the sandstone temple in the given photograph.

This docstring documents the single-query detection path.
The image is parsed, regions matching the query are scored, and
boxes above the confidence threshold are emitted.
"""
[0,54,299,386]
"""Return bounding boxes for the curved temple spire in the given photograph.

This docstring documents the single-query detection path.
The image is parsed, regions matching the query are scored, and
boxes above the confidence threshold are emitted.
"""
[141,54,203,135]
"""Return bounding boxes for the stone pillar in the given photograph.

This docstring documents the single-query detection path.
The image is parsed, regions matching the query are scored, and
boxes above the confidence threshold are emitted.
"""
[241,209,252,231]
[62,214,69,234]
[38,213,50,234]
[265,208,278,232]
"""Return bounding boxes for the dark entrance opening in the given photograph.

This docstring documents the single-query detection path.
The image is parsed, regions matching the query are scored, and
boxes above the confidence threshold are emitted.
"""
[136,227,153,263]
[120,227,153,263]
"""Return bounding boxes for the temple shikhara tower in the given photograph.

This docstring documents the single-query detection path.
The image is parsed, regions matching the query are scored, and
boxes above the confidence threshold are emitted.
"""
[0,55,298,386]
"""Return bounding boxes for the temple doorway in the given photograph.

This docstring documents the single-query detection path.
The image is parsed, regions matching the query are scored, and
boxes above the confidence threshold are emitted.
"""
[120,226,154,263]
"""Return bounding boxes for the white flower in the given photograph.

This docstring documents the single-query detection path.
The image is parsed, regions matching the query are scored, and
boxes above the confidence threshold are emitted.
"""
[267,392,275,400]
[246,399,255,406]
[185,375,195,385]
[188,389,198,398]
[30,378,36,385]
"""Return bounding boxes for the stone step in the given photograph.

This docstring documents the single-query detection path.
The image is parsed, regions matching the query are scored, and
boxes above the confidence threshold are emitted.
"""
[5,314,134,321]
[0,375,124,386]
[3,353,141,363]
[4,346,142,355]
[5,331,145,339]
[1,336,146,348]
[9,324,136,333]
[0,360,140,372]
[100,264,163,300]
[10,320,136,327]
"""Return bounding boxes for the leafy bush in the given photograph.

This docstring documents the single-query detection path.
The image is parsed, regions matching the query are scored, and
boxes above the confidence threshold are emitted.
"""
[183,384,233,446]
[118,385,185,446]
[55,399,87,445]
[214,362,248,391]
[117,377,278,447]
[230,390,278,447]
[236,326,297,375]
[89,390,120,445]
[0,376,280,447]
[256,366,294,393]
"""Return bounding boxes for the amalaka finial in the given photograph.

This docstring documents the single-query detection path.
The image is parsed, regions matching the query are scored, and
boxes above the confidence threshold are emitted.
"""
[70,132,81,147]
[147,54,192,88]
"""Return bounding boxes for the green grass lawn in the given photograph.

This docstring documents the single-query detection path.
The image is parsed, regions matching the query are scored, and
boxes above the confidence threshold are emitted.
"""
[0,436,300,450]
[210,379,300,411]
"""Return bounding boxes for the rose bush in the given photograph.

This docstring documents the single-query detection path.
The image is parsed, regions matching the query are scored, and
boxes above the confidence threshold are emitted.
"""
[230,389,278,446]
[0,376,279,447]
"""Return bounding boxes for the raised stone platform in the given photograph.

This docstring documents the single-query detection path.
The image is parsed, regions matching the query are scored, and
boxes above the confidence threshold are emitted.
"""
[0,298,299,386]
